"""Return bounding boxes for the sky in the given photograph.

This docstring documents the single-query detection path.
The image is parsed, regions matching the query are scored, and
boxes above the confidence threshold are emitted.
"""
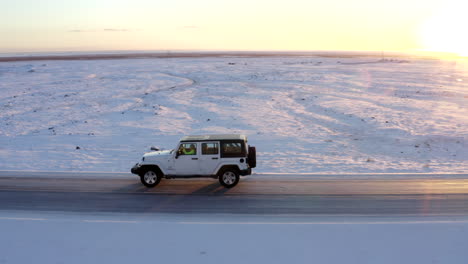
[0,0,466,55]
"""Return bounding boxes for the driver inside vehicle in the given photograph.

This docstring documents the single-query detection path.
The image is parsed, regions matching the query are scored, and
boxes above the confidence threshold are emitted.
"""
[179,143,196,155]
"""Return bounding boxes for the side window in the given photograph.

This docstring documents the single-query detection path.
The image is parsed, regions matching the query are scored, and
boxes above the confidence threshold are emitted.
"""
[178,143,197,155]
[202,143,219,155]
[220,141,245,157]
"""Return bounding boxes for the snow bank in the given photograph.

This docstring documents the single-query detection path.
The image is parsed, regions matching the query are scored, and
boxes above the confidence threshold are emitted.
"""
[1,211,468,264]
[0,56,467,173]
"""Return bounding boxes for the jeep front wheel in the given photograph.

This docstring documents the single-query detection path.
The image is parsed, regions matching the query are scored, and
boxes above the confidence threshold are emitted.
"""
[140,169,162,187]
[219,170,240,188]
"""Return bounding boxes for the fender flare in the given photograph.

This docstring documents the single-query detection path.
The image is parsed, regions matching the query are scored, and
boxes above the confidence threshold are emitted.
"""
[215,164,240,176]
[138,164,165,176]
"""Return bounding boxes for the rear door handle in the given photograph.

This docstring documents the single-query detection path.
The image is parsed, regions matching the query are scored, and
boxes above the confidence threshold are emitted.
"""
[192,158,198,160]
[212,157,218,160]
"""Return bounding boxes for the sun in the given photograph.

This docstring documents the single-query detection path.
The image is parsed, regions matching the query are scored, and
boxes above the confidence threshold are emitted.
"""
[419,4,468,57]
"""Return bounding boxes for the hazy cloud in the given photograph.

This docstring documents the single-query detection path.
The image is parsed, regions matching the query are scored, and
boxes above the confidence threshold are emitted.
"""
[183,26,199,29]
[68,29,133,33]
[68,29,92,33]
[103,28,131,32]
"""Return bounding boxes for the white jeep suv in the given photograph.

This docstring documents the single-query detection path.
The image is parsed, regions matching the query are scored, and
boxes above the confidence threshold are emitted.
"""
[131,134,256,188]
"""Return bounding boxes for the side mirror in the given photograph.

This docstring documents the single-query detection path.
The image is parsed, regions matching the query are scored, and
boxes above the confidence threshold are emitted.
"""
[150,146,159,151]
[175,150,181,159]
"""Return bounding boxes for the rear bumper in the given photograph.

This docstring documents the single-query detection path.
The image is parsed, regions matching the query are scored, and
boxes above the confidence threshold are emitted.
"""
[131,163,141,175]
[240,168,252,176]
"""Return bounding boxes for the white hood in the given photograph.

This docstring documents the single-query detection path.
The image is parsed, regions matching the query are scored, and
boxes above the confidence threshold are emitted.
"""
[143,150,172,159]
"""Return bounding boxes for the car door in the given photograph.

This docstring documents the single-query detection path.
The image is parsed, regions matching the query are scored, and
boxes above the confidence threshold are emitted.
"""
[198,141,220,175]
[174,142,200,175]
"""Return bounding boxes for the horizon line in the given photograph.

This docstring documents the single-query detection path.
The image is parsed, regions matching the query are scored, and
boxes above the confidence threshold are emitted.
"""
[0,49,465,62]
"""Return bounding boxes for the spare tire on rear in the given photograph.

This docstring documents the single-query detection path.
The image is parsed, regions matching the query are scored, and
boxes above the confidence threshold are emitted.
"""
[247,146,256,168]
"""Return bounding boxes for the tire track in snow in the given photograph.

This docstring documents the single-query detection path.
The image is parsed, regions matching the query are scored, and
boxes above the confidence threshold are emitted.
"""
[122,71,196,113]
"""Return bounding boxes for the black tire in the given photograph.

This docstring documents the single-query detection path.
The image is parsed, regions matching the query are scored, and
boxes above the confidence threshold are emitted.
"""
[218,169,240,188]
[140,169,162,187]
[247,146,257,168]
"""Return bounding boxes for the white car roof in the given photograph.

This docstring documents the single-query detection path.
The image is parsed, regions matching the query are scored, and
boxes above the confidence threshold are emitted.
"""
[180,134,247,142]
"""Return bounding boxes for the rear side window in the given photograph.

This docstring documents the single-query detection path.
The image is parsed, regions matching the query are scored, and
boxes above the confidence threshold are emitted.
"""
[202,143,219,155]
[220,141,245,158]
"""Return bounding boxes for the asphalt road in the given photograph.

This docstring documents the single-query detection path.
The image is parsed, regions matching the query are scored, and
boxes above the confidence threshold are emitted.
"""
[1,173,468,215]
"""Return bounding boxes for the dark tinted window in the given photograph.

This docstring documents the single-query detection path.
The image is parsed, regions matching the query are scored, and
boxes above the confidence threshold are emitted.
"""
[221,141,245,157]
[202,143,219,155]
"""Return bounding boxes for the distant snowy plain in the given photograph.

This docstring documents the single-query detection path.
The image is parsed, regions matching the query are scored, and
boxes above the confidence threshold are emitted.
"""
[0,56,467,173]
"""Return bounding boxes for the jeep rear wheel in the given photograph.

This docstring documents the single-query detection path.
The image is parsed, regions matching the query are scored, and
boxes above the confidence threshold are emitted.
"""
[140,169,162,187]
[219,170,240,188]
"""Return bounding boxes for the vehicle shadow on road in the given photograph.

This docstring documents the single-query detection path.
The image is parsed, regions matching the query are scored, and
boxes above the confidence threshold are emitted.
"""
[113,180,230,195]
[140,182,231,213]
[113,183,150,193]
[191,182,229,195]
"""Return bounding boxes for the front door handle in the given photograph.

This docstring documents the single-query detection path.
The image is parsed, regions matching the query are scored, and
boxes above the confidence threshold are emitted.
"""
[192,158,198,160]
[212,157,218,160]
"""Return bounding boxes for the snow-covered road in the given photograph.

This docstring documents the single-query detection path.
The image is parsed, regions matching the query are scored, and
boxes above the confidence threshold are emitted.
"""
[1,211,467,264]
[1,172,468,214]
[2,172,468,263]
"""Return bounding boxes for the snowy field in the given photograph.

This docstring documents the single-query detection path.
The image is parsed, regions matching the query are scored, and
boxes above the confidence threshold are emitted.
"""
[0,55,467,173]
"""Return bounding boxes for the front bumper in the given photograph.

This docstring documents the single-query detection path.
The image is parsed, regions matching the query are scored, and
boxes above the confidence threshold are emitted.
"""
[131,163,142,175]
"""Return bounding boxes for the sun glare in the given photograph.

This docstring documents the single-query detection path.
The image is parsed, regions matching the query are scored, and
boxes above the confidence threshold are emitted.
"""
[420,4,468,57]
